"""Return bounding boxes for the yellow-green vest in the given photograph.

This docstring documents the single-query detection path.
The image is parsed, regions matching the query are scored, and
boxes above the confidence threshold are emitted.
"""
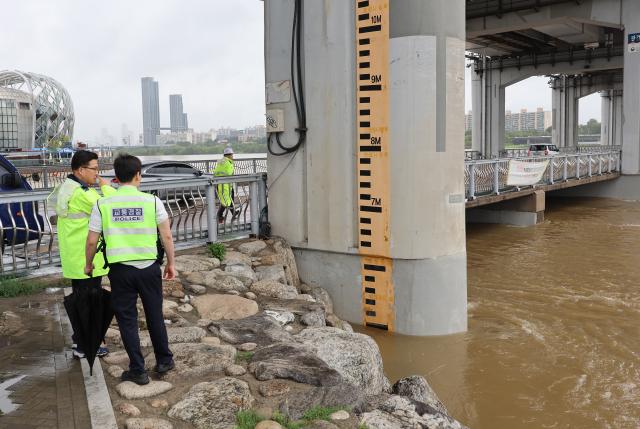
[52,177,116,279]
[98,186,158,264]
[213,157,234,207]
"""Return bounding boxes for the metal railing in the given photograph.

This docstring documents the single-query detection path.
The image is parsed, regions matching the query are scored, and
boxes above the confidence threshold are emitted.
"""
[500,145,622,158]
[0,174,267,273]
[18,156,267,190]
[465,150,621,200]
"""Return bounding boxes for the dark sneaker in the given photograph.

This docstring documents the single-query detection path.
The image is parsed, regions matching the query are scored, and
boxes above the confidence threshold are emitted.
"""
[121,370,149,385]
[96,347,109,358]
[155,361,175,374]
[72,345,85,359]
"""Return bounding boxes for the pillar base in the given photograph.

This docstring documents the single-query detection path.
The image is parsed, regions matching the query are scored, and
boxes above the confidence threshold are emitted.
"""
[467,190,545,226]
[292,247,468,336]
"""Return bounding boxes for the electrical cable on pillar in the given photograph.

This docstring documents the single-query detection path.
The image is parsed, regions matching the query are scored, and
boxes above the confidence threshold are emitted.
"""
[267,0,306,157]
[262,0,306,238]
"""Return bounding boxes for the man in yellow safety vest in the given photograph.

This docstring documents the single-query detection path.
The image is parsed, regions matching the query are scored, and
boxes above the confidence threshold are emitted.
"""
[85,154,176,385]
[213,146,235,223]
[51,150,116,359]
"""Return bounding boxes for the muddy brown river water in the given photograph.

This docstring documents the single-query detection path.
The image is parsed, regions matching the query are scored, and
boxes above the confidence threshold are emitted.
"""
[359,197,640,429]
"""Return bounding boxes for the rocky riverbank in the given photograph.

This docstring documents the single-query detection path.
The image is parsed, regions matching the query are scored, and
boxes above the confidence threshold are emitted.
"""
[99,237,468,429]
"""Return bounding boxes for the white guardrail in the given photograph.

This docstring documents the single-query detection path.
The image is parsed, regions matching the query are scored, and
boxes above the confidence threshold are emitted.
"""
[465,150,621,200]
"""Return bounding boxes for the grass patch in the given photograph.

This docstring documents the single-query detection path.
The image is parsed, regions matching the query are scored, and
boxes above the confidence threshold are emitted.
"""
[207,242,226,260]
[0,275,56,298]
[235,351,253,364]
[235,410,264,429]
[235,405,352,429]
[301,405,349,421]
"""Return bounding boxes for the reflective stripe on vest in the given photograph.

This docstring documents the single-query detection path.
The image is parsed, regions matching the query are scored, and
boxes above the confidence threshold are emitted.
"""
[99,187,158,263]
[64,212,90,219]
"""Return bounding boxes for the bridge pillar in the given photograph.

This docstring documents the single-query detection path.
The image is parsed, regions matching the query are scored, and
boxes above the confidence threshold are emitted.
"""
[264,0,467,335]
[600,90,612,146]
[471,67,483,154]
[612,89,623,147]
[467,191,545,227]
[551,76,579,148]
[621,0,640,173]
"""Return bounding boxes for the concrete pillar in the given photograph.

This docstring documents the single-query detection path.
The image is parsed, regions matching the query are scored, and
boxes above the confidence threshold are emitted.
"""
[471,68,483,154]
[622,0,640,173]
[566,77,579,148]
[485,68,506,157]
[551,76,579,148]
[612,89,623,147]
[551,77,563,148]
[600,90,612,146]
[264,0,467,336]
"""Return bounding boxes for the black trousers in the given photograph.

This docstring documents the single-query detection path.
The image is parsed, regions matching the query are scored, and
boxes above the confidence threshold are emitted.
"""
[70,277,103,346]
[108,262,173,373]
[217,189,235,221]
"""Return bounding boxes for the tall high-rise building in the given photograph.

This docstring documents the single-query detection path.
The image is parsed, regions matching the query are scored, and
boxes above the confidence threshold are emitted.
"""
[141,77,160,145]
[170,94,188,132]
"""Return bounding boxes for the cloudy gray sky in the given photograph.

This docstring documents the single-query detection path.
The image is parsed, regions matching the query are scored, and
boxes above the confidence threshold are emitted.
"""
[1,0,266,144]
[1,1,600,145]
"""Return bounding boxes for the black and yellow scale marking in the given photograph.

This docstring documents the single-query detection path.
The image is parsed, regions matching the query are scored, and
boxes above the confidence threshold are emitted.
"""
[355,0,394,331]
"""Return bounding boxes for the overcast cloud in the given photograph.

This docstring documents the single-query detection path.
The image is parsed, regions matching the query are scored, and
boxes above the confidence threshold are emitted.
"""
[2,1,601,145]
[1,0,265,144]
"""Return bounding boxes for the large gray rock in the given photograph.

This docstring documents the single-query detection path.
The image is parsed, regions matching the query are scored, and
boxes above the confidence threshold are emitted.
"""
[192,294,259,320]
[184,270,218,287]
[125,418,174,429]
[211,276,247,293]
[208,313,293,346]
[223,250,252,267]
[260,239,300,287]
[115,381,173,399]
[168,378,254,429]
[224,264,257,286]
[392,376,448,415]
[310,287,334,314]
[238,240,267,256]
[0,311,21,335]
[109,326,206,347]
[159,342,236,379]
[301,311,326,327]
[116,403,140,417]
[255,265,287,283]
[279,383,366,420]
[250,280,298,299]
[295,327,390,395]
[186,284,207,295]
[360,395,467,429]
[249,342,344,387]
[174,254,219,273]
[261,297,326,315]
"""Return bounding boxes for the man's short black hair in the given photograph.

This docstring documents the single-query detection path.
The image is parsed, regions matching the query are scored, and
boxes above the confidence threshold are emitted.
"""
[71,150,98,171]
[114,154,142,183]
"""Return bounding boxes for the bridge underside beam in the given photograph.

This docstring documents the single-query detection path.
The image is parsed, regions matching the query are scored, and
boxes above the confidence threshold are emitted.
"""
[467,190,545,226]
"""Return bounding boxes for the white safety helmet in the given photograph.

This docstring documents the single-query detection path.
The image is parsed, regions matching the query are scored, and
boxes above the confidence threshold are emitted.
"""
[223,147,234,155]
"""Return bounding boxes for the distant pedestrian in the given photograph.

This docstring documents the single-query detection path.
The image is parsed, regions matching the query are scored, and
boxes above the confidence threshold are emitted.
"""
[50,150,115,359]
[213,147,236,223]
[84,154,176,385]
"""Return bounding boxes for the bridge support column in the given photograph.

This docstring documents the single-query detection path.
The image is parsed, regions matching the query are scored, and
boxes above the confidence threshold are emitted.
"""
[600,90,612,146]
[482,67,506,158]
[265,0,467,336]
[467,190,545,227]
[612,89,623,147]
[471,67,483,154]
[621,0,640,173]
[552,76,579,148]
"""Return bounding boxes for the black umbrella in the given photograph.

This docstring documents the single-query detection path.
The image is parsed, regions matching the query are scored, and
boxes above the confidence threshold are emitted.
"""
[63,283,114,375]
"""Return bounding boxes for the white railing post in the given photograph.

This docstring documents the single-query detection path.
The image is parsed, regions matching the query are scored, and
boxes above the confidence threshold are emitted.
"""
[250,181,259,236]
[598,156,602,175]
[576,156,581,179]
[549,160,554,185]
[493,161,500,195]
[205,181,218,243]
[469,164,476,200]
[588,155,592,177]
[563,156,568,181]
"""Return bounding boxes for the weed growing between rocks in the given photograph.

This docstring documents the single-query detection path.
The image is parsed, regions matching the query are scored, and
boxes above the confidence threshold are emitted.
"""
[302,405,349,421]
[235,351,254,364]
[235,410,263,429]
[208,242,226,260]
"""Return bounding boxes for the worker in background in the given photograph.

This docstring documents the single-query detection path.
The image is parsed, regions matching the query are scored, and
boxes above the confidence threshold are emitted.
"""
[51,150,115,359]
[85,154,175,385]
[213,146,235,223]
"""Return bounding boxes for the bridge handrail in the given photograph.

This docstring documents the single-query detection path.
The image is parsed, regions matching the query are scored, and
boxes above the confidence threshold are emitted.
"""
[0,174,267,274]
[465,149,621,200]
